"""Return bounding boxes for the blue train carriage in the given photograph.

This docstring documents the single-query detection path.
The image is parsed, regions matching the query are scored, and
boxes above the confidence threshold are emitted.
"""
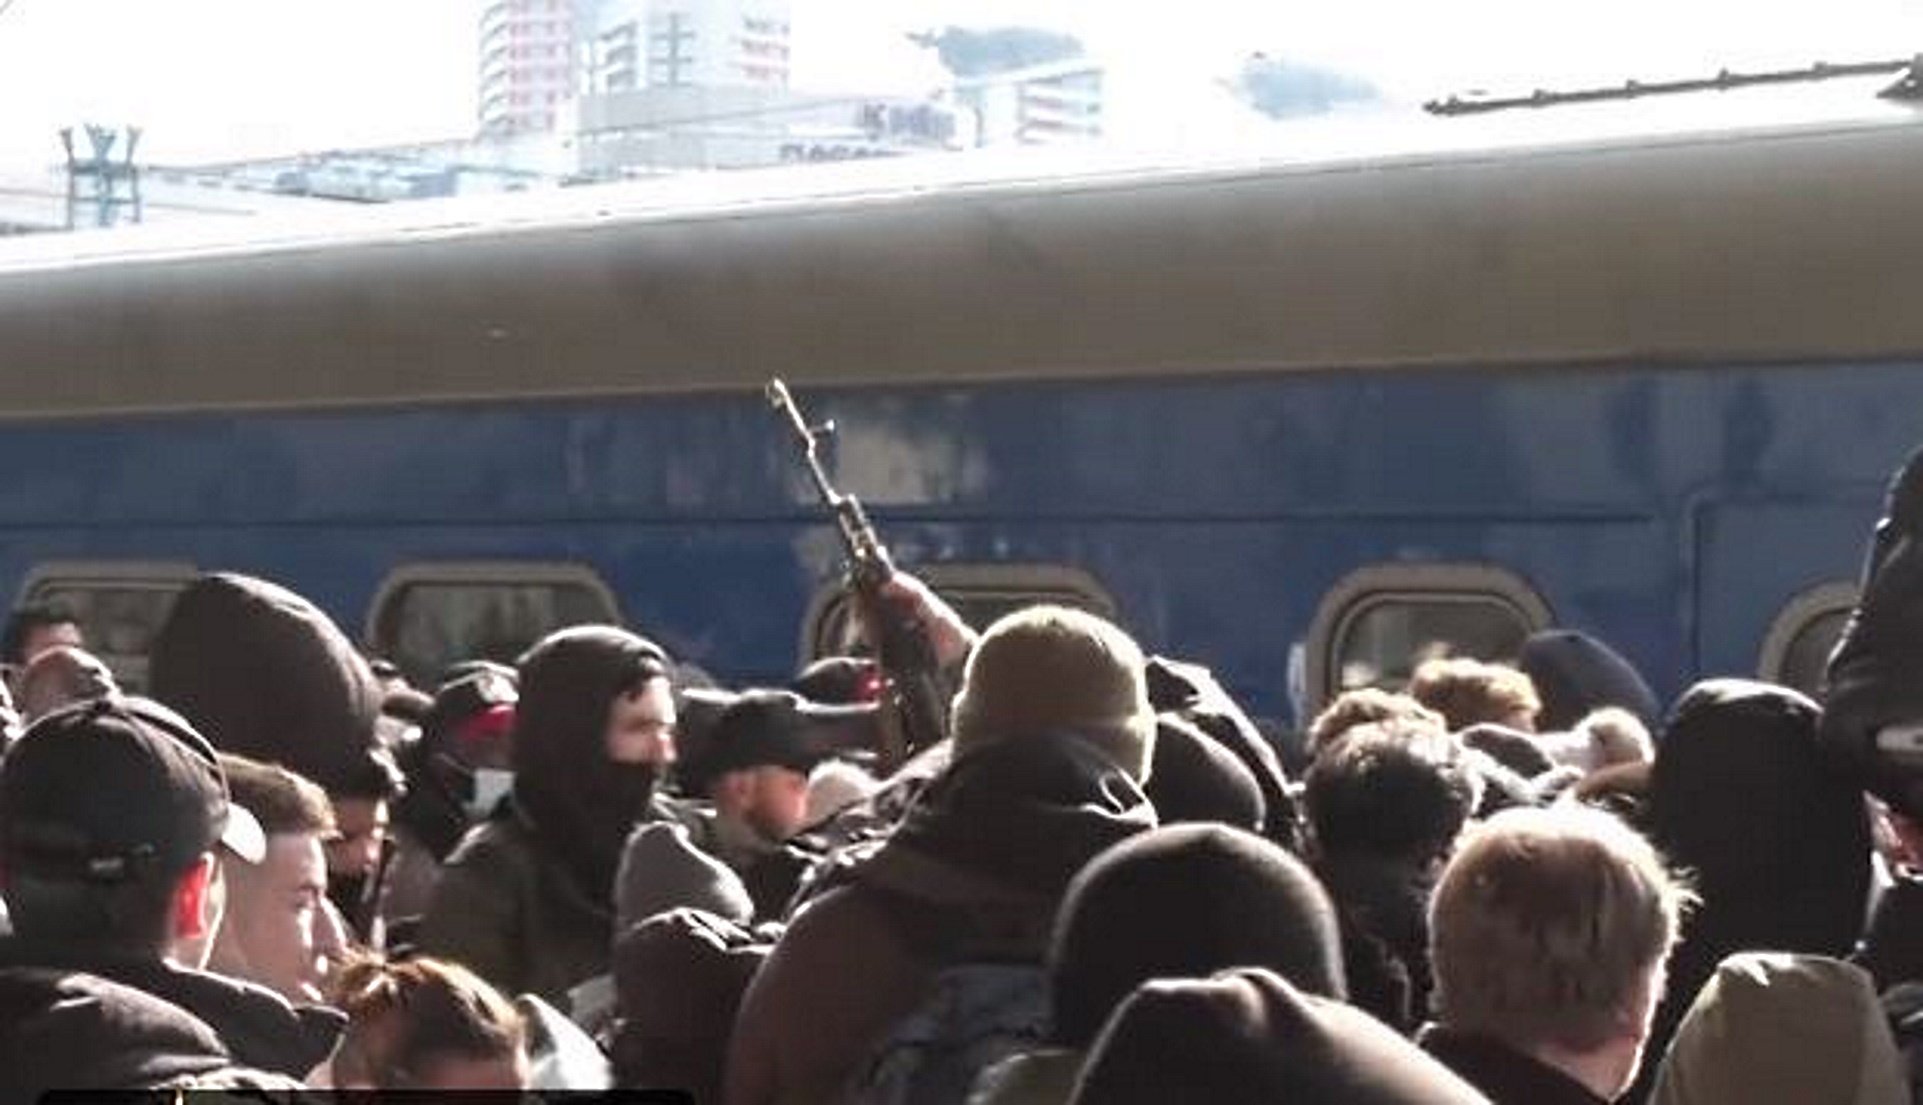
[1,99,1921,728]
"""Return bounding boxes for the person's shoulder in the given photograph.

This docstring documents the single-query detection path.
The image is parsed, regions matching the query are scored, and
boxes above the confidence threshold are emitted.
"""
[763,882,925,989]
[443,813,535,868]
[136,962,344,1077]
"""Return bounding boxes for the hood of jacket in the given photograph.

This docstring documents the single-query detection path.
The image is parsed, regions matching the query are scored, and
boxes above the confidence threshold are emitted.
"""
[853,731,1156,954]
[1649,680,1871,970]
[0,938,343,1078]
[511,625,672,909]
[0,966,237,1099]
[1652,953,1907,1105]
[148,572,391,798]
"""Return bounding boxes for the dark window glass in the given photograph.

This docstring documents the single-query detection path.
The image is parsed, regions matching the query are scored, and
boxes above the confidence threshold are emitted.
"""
[1332,595,1534,694]
[374,580,616,687]
[25,580,189,693]
[1779,608,1850,699]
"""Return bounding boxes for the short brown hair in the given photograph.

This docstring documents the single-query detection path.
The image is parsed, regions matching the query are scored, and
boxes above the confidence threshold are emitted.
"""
[1304,721,1478,864]
[1305,689,1444,758]
[1408,658,1541,732]
[330,955,525,1088]
[218,753,335,838]
[1429,805,1692,1052]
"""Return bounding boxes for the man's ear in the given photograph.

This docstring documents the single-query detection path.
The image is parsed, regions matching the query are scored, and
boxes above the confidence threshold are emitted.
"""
[712,769,754,807]
[171,852,220,941]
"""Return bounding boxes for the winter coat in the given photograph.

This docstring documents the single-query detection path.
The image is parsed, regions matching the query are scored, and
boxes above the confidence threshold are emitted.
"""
[1637,679,1873,1104]
[613,907,771,1103]
[1315,852,1437,1033]
[723,732,1157,1105]
[1418,1026,1605,1105]
[417,801,618,1007]
[0,967,244,1100]
[418,625,673,1005]
[1144,656,1300,850]
[1822,443,1923,817]
[0,937,342,1079]
[1856,870,1923,992]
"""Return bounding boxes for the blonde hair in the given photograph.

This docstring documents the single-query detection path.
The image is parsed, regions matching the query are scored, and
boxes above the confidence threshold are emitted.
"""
[1408,657,1542,732]
[1429,805,1693,1052]
[1579,707,1654,769]
[1305,688,1445,759]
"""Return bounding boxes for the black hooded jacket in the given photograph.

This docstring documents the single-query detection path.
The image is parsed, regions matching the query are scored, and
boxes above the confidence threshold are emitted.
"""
[0,967,235,1100]
[148,572,390,798]
[1145,656,1301,850]
[510,625,671,904]
[1823,444,1923,816]
[418,625,670,1004]
[1634,678,1872,1104]
[0,938,343,1079]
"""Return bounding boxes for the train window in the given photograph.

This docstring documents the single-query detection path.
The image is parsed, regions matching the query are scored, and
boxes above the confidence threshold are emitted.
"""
[1303,564,1553,713]
[17,561,200,693]
[800,563,1119,665]
[368,563,622,688]
[1757,581,1858,699]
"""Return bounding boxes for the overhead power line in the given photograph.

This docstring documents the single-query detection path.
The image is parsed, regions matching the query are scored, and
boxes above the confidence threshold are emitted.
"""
[1425,56,1920,117]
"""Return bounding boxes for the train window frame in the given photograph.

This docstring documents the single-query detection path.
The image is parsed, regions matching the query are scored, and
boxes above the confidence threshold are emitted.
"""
[1303,563,1554,715]
[1756,579,1858,696]
[799,562,1119,666]
[365,561,624,686]
[15,560,202,692]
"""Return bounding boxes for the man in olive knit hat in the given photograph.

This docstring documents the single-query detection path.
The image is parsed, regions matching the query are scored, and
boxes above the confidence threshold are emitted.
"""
[727,600,1160,1105]
[947,604,1157,781]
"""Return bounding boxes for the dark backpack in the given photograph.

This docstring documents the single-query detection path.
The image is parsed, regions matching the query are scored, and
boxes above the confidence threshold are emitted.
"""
[849,961,1050,1105]
[846,890,1052,1105]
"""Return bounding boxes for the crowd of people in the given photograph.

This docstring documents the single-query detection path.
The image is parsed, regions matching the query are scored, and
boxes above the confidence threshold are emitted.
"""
[7,453,1923,1104]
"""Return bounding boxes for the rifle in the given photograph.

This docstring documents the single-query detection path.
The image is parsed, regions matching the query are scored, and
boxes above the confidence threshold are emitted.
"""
[767,379,947,769]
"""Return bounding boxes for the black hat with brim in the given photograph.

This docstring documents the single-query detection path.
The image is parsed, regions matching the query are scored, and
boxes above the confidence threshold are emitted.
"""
[0,695,265,883]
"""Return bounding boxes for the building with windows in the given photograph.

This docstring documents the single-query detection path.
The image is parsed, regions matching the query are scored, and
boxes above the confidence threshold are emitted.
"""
[479,0,590,135]
[644,0,791,89]
[581,0,791,95]
[586,0,648,93]
[575,85,957,174]
[955,57,1105,147]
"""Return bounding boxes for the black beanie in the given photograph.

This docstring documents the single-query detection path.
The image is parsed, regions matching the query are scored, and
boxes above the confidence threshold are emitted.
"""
[1049,823,1345,1048]
[1650,679,1870,963]
[1069,968,1488,1105]
[1518,629,1660,733]
[1144,716,1265,831]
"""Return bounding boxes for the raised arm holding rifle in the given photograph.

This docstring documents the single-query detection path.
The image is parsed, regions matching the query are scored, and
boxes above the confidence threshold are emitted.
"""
[766,380,974,772]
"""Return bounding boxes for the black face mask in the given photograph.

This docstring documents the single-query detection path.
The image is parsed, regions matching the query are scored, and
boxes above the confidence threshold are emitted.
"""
[578,760,661,886]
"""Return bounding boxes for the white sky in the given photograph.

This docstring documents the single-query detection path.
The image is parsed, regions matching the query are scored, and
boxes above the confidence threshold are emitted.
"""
[0,0,1918,166]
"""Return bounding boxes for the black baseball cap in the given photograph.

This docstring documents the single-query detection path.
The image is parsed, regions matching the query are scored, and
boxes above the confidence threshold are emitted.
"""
[0,695,266,883]
[681,688,878,794]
